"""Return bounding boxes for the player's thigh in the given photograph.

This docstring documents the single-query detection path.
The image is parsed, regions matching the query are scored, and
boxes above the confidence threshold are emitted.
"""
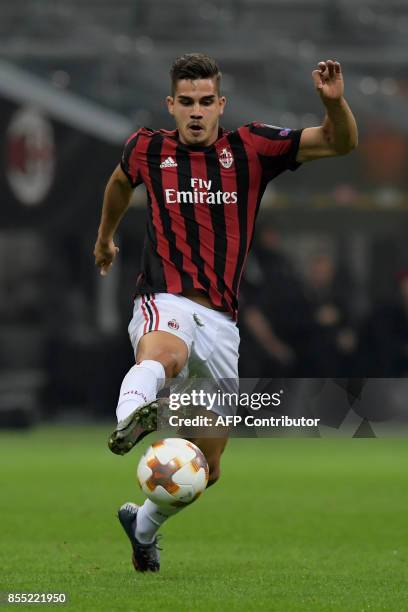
[198,318,240,417]
[128,294,195,377]
[188,435,229,484]
[210,323,240,380]
[136,330,189,378]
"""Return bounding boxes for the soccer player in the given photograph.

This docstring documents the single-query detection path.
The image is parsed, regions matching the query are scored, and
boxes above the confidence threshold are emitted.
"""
[94,53,357,572]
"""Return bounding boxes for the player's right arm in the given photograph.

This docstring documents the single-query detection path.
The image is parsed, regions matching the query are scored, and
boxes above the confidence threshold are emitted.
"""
[94,164,134,276]
[94,130,143,275]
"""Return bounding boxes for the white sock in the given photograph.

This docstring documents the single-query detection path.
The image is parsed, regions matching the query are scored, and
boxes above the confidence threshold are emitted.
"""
[135,499,184,544]
[116,360,165,423]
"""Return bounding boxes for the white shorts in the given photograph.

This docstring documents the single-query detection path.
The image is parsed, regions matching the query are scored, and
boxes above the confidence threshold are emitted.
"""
[128,293,240,415]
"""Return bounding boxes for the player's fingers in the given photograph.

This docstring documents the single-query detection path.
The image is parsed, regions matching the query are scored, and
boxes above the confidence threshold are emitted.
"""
[100,262,112,276]
[312,69,323,90]
[97,248,116,263]
[326,60,335,78]
[96,255,111,268]
[334,61,341,75]
[317,62,330,82]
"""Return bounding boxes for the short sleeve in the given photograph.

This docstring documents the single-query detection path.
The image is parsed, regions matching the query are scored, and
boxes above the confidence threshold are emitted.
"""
[120,130,143,188]
[247,122,303,175]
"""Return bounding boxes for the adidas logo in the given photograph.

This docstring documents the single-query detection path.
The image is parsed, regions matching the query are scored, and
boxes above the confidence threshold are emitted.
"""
[160,156,178,168]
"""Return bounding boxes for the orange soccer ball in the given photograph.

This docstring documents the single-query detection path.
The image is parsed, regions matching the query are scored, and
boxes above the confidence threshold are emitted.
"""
[137,438,209,507]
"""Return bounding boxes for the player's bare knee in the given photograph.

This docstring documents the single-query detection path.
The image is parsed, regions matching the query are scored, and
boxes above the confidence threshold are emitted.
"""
[188,437,227,488]
[205,455,221,487]
[207,465,221,487]
[150,351,181,378]
[136,333,188,377]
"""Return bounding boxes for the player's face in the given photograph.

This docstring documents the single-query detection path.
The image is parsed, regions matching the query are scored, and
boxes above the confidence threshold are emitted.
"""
[166,78,226,147]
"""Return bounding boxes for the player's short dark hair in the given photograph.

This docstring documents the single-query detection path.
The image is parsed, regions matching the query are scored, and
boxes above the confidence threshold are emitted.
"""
[170,53,222,95]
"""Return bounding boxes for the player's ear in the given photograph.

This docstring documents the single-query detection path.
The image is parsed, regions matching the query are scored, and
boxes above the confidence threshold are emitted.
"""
[166,96,174,116]
[219,96,226,115]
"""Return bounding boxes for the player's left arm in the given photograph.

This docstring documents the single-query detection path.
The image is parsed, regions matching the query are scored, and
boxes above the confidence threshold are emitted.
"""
[296,60,358,163]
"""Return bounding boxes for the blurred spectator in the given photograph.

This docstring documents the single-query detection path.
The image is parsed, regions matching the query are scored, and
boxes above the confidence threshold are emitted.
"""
[41,231,118,416]
[302,252,358,376]
[357,270,408,376]
[239,224,312,377]
[45,285,97,411]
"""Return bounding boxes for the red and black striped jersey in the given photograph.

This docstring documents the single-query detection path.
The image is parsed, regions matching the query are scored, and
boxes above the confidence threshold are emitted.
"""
[121,123,302,320]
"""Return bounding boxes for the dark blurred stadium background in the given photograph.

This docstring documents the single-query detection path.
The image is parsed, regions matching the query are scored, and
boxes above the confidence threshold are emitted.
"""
[1,0,407,426]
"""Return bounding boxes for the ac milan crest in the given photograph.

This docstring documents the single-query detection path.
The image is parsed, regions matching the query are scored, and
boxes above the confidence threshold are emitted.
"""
[6,107,55,206]
[218,148,234,169]
[168,319,179,330]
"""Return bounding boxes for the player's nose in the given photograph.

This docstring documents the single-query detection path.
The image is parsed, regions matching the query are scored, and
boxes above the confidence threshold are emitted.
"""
[190,104,203,118]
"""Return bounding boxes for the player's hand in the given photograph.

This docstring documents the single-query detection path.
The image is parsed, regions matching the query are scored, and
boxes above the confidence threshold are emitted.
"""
[312,60,344,103]
[93,237,119,276]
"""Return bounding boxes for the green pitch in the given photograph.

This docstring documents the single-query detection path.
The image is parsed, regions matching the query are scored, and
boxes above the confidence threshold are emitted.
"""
[1,426,408,611]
